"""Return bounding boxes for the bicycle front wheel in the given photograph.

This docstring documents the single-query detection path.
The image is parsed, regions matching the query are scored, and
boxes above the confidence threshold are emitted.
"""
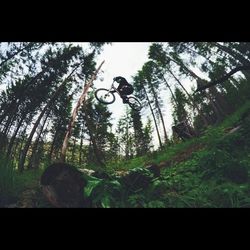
[127,96,142,111]
[95,88,115,104]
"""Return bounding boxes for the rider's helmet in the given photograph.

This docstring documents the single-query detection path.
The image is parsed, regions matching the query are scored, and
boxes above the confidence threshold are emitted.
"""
[113,76,128,85]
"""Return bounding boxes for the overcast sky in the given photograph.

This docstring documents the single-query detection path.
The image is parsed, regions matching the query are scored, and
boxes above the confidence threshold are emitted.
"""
[92,42,172,149]
[90,42,214,149]
[1,42,245,149]
[0,42,199,149]
[94,42,151,118]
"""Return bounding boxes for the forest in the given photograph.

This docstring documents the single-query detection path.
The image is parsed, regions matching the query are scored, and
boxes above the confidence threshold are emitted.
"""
[1,42,250,208]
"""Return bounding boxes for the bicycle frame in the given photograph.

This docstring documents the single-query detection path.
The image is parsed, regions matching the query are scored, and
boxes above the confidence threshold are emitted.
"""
[95,81,142,111]
[106,81,123,99]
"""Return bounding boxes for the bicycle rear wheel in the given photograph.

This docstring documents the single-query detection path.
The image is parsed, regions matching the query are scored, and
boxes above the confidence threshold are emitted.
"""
[95,88,115,104]
[127,96,142,111]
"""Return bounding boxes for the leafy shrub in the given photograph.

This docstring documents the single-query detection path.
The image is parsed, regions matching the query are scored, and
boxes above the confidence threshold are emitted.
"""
[83,167,155,207]
[205,183,248,207]
[145,200,165,208]
[127,194,146,207]
[198,148,232,178]
[222,162,248,184]
[119,167,154,193]
[197,146,249,183]
[240,115,250,147]
[87,178,122,208]
[215,132,245,153]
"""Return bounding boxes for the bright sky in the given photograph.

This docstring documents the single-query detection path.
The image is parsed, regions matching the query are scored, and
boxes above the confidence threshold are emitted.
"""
[93,42,173,149]
[91,43,209,149]
[0,42,198,149]
[94,42,151,112]
[2,42,246,150]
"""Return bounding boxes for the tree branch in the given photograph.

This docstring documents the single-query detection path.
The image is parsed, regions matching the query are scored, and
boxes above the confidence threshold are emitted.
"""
[195,65,250,92]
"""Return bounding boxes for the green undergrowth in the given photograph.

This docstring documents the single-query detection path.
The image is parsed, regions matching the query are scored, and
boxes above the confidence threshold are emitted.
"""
[2,100,250,207]
[92,100,250,207]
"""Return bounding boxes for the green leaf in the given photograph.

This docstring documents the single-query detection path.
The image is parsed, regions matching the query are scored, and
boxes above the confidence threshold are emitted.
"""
[101,196,111,208]
[84,177,102,197]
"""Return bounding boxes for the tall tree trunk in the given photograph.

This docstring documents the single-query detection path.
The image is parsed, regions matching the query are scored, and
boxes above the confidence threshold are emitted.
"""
[213,42,250,82]
[162,76,178,105]
[0,70,47,126]
[85,116,105,167]
[149,83,168,144]
[205,91,222,122]
[169,58,223,123]
[48,129,59,163]
[142,85,163,149]
[11,135,22,167]
[209,87,228,115]
[17,126,29,172]
[60,60,105,162]
[79,132,84,165]
[167,68,209,126]
[170,57,201,79]
[6,116,26,157]
[19,106,50,172]
[28,111,50,169]
[125,122,130,160]
[18,63,82,172]
[71,138,77,163]
[196,65,250,91]
[2,113,14,135]
[0,101,17,126]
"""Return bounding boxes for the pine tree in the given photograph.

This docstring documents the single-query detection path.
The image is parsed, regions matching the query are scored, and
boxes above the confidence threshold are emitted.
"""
[133,72,163,149]
[131,109,153,156]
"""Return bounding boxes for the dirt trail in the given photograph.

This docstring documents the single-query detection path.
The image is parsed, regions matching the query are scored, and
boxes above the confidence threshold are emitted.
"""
[158,143,205,170]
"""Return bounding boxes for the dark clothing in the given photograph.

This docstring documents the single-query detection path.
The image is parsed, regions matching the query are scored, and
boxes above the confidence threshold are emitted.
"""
[118,84,134,95]
[114,76,134,96]
[114,76,129,85]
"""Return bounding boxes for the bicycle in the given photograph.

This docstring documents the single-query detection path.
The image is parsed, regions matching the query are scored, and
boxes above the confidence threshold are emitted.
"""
[94,81,142,111]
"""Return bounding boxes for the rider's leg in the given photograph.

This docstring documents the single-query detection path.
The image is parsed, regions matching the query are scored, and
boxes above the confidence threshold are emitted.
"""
[121,95,129,103]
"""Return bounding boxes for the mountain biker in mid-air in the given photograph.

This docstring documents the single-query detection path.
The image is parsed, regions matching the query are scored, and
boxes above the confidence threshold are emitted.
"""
[94,76,142,111]
[113,76,134,103]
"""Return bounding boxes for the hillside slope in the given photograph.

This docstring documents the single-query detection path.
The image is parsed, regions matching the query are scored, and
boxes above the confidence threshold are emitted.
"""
[2,101,250,208]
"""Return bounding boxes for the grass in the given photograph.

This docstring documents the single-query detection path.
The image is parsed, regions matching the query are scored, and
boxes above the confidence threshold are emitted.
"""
[13,168,44,195]
[0,154,47,207]
[2,100,250,207]
[100,100,250,208]
[0,154,15,205]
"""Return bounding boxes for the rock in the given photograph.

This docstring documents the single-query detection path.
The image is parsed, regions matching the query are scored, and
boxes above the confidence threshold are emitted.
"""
[120,167,154,193]
[40,163,89,208]
[172,121,195,141]
[145,164,161,177]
